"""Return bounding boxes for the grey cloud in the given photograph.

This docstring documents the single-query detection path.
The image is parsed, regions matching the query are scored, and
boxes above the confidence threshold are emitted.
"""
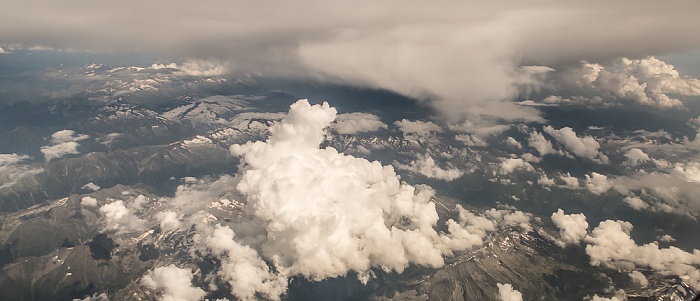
[3,1,700,118]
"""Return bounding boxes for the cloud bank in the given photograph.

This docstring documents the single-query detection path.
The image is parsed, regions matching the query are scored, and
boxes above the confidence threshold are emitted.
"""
[4,1,700,118]
[553,57,700,108]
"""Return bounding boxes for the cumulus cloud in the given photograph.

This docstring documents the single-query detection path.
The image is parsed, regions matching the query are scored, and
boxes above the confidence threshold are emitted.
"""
[543,126,609,164]
[170,99,529,300]
[658,234,676,243]
[82,182,101,191]
[528,130,558,157]
[551,209,588,247]
[0,153,43,190]
[41,129,89,162]
[624,148,650,166]
[99,197,147,234]
[559,173,580,189]
[333,112,387,134]
[628,271,649,287]
[156,211,182,232]
[141,265,206,301]
[613,162,700,215]
[498,158,534,175]
[555,57,700,108]
[622,196,649,211]
[496,283,523,301]
[455,134,487,147]
[585,172,612,195]
[194,224,288,301]
[231,100,450,275]
[505,137,522,149]
[585,220,700,289]
[394,119,442,136]
[81,196,98,207]
[395,154,463,181]
[538,174,555,186]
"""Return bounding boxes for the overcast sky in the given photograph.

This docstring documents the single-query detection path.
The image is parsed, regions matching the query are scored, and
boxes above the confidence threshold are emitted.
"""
[2,1,700,118]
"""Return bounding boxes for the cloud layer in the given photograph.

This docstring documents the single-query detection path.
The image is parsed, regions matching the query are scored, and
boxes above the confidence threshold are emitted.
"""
[4,1,700,118]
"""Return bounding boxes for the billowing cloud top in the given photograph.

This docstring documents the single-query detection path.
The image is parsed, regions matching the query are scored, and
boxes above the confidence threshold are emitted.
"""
[3,1,700,118]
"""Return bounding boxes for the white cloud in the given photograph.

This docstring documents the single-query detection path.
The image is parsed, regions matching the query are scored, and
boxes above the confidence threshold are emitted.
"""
[151,60,227,77]
[543,126,609,164]
[0,153,29,166]
[628,271,648,287]
[624,148,650,166]
[0,153,43,190]
[99,198,147,234]
[558,57,700,108]
[673,161,700,184]
[538,174,555,186]
[521,153,541,163]
[141,265,206,301]
[156,211,182,232]
[455,134,487,147]
[81,196,98,207]
[100,133,124,146]
[551,209,588,247]
[485,208,531,231]
[690,115,700,129]
[505,137,522,149]
[496,283,523,301]
[585,219,700,289]
[394,119,441,136]
[499,158,534,175]
[41,130,89,162]
[185,99,525,299]
[82,182,101,191]
[50,129,88,143]
[622,196,649,211]
[585,172,612,195]
[559,173,580,189]
[333,112,387,134]
[41,142,81,162]
[449,120,510,138]
[528,130,558,157]
[613,162,700,216]
[178,60,227,77]
[395,154,463,181]
[0,46,6,53]
[658,234,675,243]
[231,100,449,276]
[194,224,288,301]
